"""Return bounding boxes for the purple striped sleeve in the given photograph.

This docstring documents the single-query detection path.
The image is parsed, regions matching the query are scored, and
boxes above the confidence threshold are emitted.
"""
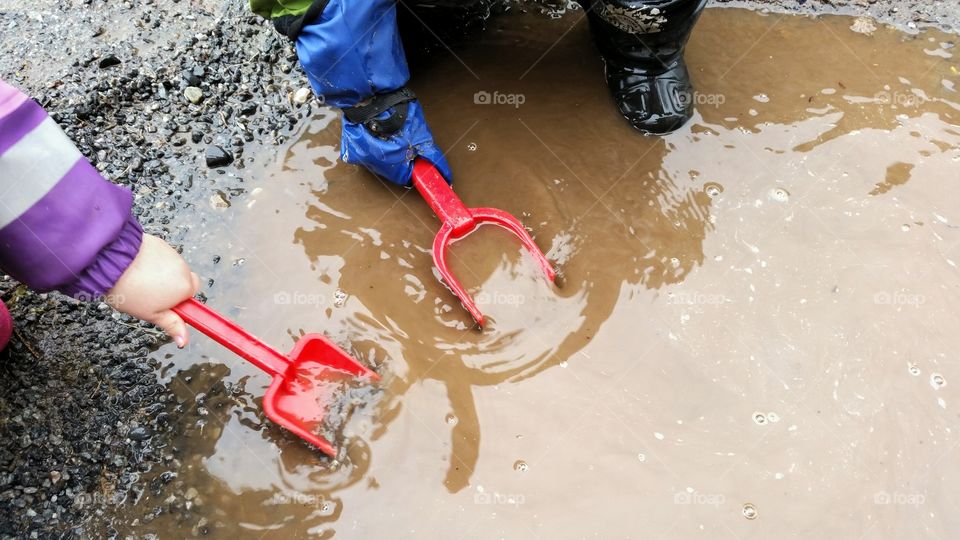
[0,96,46,156]
[0,79,143,300]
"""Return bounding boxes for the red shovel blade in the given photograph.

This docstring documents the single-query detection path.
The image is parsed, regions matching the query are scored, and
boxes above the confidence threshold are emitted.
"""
[173,298,378,456]
[412,159,556,327]
[264,334,378,456]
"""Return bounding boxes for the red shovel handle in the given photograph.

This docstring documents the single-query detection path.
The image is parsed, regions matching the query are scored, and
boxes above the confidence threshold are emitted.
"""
[172,298,291,377]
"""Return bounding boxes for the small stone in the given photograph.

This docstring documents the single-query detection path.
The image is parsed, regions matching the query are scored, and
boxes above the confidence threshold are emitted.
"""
[49,471,61,483]
[128,426,150,441]
[205,145,233,168]
[850,17,877,35]
[293,87,312,104]
[98,55,121,69]
[184,86,203,104]
[209,192,230,209]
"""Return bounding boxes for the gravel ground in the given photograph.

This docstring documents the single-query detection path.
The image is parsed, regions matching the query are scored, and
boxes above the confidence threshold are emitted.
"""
[0,1,311,537]
[0,0,956,537]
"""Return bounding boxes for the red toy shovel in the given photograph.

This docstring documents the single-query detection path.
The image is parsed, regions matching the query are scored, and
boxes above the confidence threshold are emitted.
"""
[411,158,556,326]
[172,298,378,456]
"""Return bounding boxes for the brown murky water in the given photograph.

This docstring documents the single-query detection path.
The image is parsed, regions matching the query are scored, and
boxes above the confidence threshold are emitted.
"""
[121,7,960,539]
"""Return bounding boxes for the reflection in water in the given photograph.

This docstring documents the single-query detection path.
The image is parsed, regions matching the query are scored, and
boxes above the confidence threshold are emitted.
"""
[117,7,960,538]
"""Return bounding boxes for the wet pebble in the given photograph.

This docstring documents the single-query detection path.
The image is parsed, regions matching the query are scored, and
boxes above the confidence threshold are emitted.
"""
[850,17,877,35]
[98,55,121,69]
[128,426,150,441]
[293,87,312,104]
[183,86,203,104]
[205,145,234,168]
[209,192,230,209]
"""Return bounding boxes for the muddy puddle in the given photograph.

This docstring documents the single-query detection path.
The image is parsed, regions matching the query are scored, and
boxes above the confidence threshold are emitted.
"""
[114,7,959,539]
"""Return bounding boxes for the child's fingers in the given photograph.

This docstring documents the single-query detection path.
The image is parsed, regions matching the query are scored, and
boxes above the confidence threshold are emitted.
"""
[190,272,200,295]
[152,310,190,348]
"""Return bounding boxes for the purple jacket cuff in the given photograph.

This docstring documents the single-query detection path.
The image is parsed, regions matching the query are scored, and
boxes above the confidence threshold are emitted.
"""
[59,214,143,301]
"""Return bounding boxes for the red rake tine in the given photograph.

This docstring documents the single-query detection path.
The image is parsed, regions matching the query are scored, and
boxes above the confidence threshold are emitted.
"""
[411,158,556,327]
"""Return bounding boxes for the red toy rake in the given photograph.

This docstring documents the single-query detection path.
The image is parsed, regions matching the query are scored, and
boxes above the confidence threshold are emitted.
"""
[173,298,378,456]
[411,158,556,326]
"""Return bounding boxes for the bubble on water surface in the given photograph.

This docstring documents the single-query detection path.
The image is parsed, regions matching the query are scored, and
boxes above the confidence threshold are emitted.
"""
[769,187,790,202]
[445,414,458,426]
[753,412,768,425]
[930,373,946,389]
[766,412,780,423]
[637,453,646,462]
[908,364,921,376]
[317,500,336,517]
[467,142,477,152]
[742,503,758,520]
[704,182,724,198]
[513,460,528,472]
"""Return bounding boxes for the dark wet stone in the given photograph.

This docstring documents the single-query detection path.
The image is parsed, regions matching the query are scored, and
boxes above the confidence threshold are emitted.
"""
[128,427,150,442]
[205,145,233,168]
[98,55,121,69]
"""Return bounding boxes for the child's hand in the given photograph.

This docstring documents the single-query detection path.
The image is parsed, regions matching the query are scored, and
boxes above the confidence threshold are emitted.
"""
[106,234,200,347]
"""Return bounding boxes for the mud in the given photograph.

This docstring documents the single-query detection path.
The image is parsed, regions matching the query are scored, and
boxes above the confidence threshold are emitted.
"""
[92,6,960,539]
[711,0,960,33]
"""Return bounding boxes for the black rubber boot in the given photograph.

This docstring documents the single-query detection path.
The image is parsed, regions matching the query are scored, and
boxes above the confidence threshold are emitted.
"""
[580,0,707,134]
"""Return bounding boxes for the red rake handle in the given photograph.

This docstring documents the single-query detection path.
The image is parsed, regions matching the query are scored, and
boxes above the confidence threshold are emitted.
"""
[409,158,557,327]
[172,298,290,378]
[411,159,476,235]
